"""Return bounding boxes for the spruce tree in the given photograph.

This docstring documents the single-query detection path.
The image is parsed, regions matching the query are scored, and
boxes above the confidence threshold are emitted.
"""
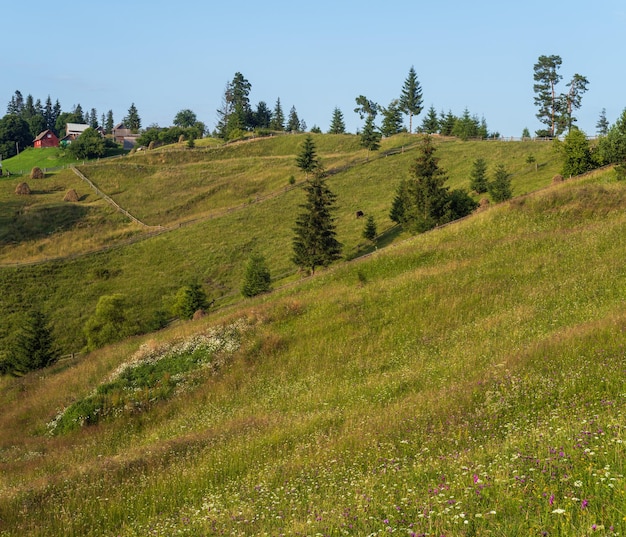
[124,103,141,132]
[420,105,440,134]
[10,310,58,375]
[390,135,450,232]
[105,110,114,134]
[328,107,346,134]
[596,108,609,136]
[363,215,377,243]
[470,158,489,193]
[360,115,381,157]
[44,96,54,130]
[270,98,285,131]
[399,66,423,133]
[296,135,319,178]
[287,106,300,132]
[292,172,342,274]
[241,253,272,297]
[488,164,513,202]
[380,100,404,137]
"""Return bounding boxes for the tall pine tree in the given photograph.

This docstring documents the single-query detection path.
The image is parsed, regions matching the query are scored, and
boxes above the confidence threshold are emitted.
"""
[360,115,381,157]
[270,97,285,131]
[470,158,489,193]
[328,107,346,134]
[390,135,450,232]
[10,310,58,375]
[296,135,319,178]
[124,103,141,132]
[287,106,301,132]
[399,66,423,133]
[293,172,342,274]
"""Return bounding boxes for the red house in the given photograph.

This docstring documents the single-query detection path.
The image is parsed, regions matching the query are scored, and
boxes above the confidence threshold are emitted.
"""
[34,130,59,148]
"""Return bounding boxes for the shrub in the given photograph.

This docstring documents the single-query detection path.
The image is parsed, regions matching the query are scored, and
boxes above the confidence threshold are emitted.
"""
[172,283,209,319]
[84,294,137,350]
[241,253,272,297]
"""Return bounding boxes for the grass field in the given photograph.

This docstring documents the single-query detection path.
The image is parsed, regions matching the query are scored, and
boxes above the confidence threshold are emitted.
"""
[0,161,624,536]
[0,135,562,354]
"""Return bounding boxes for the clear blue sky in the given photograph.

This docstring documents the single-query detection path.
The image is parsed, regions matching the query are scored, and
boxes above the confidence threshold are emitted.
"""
[3,0,624,137]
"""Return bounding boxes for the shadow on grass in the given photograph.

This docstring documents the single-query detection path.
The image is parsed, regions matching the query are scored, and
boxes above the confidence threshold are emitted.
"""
[0,203,90,245]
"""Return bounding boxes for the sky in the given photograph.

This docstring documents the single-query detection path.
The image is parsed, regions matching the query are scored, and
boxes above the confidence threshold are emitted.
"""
[3,0,625,138]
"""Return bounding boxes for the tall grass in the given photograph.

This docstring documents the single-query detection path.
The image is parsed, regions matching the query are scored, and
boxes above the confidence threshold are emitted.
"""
[1,170,625,536]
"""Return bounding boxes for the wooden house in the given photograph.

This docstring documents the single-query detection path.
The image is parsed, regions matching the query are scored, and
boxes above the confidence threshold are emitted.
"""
[112,123,139,149]
[33,129,59,148]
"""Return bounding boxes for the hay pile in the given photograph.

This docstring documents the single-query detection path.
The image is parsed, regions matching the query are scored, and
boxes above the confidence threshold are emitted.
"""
[15,182,31,195]
[552,174,564,184]
[30,167,44,179]
[64,189,79,202]
[192,309,207,321]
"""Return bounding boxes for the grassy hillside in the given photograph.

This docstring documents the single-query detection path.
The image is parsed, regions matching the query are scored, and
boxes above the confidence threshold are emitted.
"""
[1,147,76,176]
[0,135,561,353]
[0,168,624,536]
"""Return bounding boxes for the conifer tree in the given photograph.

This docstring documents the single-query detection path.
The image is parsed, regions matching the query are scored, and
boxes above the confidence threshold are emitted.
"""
[292,172,342,274]
[287,106,300,132]
[380,100,404,137]
[360,115,381,157]
[105,110,114,134]
[399,66,423,133]
[44,95,54,130]
[488,164,513,202]
[328,107,346,134]
[470,157,489,193]
[9,310,58,375]
[390,135,454,232]
[270,97,285,131]
[296,135,319,178]
[363,215,377,243]
[241,253,272,297]
[596,108,609,136]
[420,105,440,134]
[124,103,141,132]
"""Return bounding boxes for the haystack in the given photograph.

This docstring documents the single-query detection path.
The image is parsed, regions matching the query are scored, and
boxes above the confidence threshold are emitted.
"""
[30,167,44,179]
[64,189,80,202]
[192,309,207,321]
[15,182,31,195]
[552,174,564,184]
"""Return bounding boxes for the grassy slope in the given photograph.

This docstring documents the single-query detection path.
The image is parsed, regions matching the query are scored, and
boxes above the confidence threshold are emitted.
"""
[0,135,561,353]
[0,147,78,176]
[0,168,624,536]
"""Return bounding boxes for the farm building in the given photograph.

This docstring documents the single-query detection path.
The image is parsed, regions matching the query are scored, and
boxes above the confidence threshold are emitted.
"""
[33,129,59,148]
[112,123,139,149]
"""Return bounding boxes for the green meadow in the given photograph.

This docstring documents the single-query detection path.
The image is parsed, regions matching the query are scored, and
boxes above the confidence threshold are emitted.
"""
[2,134,624,536]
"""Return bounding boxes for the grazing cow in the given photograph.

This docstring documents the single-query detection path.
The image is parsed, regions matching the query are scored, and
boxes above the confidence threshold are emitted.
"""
[355,210,364,218]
